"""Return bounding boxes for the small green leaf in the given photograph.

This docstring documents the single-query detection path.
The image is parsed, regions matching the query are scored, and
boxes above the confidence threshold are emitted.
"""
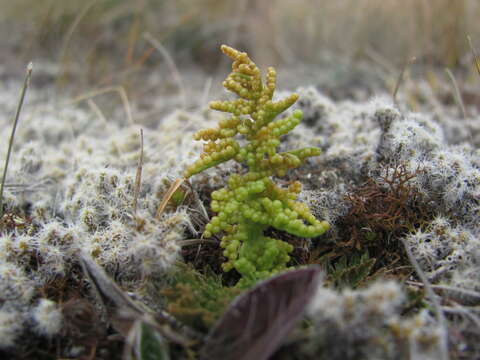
[171,188,187,206]
[139,322,170,360]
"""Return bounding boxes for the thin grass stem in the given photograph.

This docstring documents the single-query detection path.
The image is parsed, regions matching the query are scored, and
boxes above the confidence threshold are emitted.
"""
[401,238,449,360]
[0,63,33,220]
[70,85,133,125]
[467,35,480,76]
[393,56,416,104]
[445,68,467,119]
[143,32,187,109]
[133,129,144,215]
[58,0,97,86]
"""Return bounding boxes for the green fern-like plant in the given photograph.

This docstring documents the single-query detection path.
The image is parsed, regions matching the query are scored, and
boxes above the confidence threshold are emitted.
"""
[327,252,376,288]
[185,45,329,287]
[161,264,241,331]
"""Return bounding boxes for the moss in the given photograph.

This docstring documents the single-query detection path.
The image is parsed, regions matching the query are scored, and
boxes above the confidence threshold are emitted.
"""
[161,264,241,332]
[333,163,435,274]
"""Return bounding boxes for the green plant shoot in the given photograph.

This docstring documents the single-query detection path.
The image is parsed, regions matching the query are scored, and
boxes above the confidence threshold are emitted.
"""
[185,45,329,287]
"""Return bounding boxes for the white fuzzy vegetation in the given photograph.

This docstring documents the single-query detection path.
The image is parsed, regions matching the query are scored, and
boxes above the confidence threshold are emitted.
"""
[0,79,215,348]
[404,216,480,283]
[293,86,480,357]
[31,299,62,337]
[294,86,480,272]
[0,74,479,357]
[0,308,24,349]
[306,280,444,360]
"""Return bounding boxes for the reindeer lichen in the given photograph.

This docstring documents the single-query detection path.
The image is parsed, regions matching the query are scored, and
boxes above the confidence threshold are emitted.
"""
[185,45,329,287]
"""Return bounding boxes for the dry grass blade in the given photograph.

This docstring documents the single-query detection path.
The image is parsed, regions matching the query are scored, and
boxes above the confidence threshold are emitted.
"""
[143,32,187,109]
[200,77,213,109]
[467,35,480,76]
[79,252,144,317]
[70,85,134,125]
[156,178,185,219]
[406,281,480,305]
[401,238,449,360]
[441,306,480,329]
[0,63,33,220]
[364,46,397,75]
[445,68,467,119]
[97,46,155,87]
[79,253,196,346]
[178,239,219,247]
[57,0,97,86]
[87,98,107,125]
[133,128,144,215]
[393,56,416,104]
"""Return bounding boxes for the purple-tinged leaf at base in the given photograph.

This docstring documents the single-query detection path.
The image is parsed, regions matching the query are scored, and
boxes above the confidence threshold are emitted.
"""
[200,266,322,360]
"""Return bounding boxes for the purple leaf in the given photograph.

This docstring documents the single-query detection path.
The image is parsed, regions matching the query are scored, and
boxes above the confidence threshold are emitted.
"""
[201,266,322,360]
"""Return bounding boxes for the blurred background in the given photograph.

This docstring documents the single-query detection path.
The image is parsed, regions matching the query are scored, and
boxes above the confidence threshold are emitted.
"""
[1,0,479,111]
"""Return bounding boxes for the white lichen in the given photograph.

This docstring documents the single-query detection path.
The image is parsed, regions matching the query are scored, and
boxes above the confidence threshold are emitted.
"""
[31,299,62,337]
[306,280,443,360]
[0,309,24,349]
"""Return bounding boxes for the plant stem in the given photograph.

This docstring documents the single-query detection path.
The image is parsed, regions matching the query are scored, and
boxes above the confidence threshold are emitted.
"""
[401,238,449,360]
[0,63,33,220]
[445,68,467,119]
[393,56,416,105]
[133,128,144,215]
